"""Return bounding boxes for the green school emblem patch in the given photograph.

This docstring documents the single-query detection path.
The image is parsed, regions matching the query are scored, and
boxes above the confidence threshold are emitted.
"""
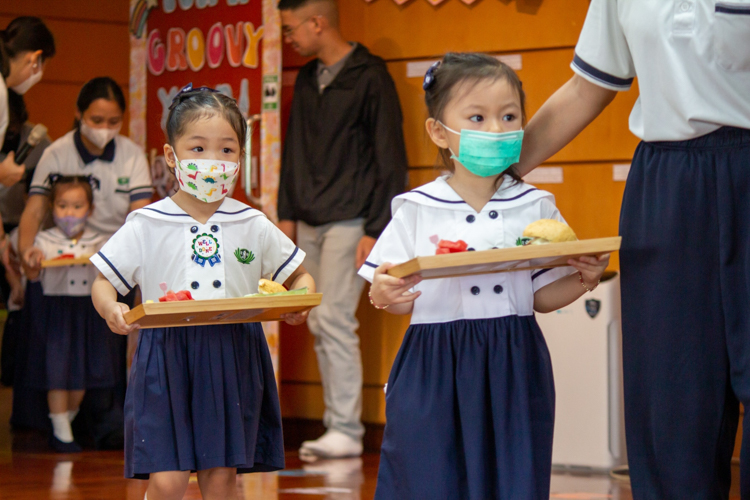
[234,248,255,265]
[117,177,130,186]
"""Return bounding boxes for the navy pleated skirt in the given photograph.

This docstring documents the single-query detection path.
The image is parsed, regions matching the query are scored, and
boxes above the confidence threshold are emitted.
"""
[124,322,284,479]
[375,316,555,500]
[24,282,123,391]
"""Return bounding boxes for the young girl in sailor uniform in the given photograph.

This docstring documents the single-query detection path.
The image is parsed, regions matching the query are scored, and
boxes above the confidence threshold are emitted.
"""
[359,54,610,499]
[23,175,113,453]
[90,85,314,500]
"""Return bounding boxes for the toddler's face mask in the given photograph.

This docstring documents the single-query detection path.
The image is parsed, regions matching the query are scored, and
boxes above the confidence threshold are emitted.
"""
[172,152,239,203]
[440,122,524,177]
[54,214,87,238]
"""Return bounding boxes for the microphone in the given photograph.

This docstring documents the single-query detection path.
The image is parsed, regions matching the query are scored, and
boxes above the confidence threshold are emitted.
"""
[15,123,48,165]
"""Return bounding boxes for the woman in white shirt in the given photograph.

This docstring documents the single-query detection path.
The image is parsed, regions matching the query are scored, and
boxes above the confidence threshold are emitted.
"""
[19,77,152,275]
[515,1,750,497]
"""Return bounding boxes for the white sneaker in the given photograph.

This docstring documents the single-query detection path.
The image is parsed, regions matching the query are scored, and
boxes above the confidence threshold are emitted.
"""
[299,430,363,462]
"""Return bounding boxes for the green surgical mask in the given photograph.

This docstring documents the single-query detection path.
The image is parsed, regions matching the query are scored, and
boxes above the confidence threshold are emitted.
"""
[440,122,524,177]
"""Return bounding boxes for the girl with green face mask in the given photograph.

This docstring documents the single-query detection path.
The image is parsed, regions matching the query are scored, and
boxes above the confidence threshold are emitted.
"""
[359,52,610,499]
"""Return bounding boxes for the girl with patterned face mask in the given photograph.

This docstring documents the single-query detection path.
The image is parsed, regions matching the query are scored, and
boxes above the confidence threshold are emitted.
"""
[90,85,315,498]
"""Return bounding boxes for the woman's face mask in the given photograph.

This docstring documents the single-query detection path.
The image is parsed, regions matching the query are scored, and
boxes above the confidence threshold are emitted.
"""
[11,55,43,95]
[80,120,121,149]
[172,151,239,203]
[440,122,524,178]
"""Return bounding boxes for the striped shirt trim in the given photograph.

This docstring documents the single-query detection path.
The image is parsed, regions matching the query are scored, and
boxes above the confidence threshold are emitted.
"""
[716,3,750,14]
[272,246,299,282]
[142,208,191,217]
[572,53,634,91]
[96,251,133,291]
[29,186,51,195]
[531,268,553,280]
[129,192,153,202]
[409,187,538,205]
[115,185,154,194]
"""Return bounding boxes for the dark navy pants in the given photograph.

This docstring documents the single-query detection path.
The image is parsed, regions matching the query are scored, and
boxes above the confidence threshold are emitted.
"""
[620,127,750,499]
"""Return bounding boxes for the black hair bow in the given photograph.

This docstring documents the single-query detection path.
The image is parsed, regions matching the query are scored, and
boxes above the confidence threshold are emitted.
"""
[423,61,441,91]
[47,173,100,192]
[169,82,220,109]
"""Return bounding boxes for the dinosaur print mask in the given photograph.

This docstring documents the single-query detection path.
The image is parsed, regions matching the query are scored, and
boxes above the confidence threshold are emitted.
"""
[172,154,239,203]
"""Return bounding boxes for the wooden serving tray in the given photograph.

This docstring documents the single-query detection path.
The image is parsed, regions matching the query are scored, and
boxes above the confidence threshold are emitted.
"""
[41,255,94,268]
[387,237,621,280]
[124,293,322,328]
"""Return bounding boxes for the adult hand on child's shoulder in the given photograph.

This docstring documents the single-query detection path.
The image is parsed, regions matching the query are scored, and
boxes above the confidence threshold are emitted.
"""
[105,302,140,336]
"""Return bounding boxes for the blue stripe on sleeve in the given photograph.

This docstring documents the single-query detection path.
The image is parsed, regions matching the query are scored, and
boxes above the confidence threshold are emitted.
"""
[531,268,553,281]
[96,251,133,291]
[272,246,299,282]
[572,53,634,90]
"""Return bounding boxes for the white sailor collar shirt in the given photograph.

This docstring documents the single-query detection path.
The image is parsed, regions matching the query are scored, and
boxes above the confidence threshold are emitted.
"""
[35,227,107,296]
[359,176,575,325]
[91,197,305,302]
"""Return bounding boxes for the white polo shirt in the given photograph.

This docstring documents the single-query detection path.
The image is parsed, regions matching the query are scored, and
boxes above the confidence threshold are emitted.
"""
[358,176,574,325]
[34,227,107,296]
[90,197,305,302]
[572,0,750,142]
[30,130,153,236]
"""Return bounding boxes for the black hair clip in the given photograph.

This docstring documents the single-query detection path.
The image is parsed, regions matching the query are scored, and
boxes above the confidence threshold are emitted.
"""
[423,61,441,91]
[47,173,62,186]
[169,82,220,109]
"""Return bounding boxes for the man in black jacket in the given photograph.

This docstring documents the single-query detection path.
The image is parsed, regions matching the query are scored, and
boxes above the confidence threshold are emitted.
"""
[278,0,408,461]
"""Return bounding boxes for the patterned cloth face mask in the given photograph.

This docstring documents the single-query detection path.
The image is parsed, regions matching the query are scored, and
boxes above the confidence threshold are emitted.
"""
[439,122,524,177]
[172,152,239,203]
[54,214,87,239]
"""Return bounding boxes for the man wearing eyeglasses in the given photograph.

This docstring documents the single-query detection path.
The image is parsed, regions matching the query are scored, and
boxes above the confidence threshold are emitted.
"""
[277,0,408,462]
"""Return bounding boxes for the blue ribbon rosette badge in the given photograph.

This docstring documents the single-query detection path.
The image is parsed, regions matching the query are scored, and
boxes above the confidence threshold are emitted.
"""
[192,233,221,267]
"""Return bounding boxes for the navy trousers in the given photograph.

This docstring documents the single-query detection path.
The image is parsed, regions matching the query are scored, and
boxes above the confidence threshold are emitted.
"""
[620,127,750,499]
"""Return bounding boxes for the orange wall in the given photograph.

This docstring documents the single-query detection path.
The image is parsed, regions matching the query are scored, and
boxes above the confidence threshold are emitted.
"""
[279,0,640,425]
[0,1,130,141]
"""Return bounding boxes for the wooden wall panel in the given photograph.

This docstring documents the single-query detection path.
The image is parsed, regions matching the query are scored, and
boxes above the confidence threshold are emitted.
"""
[337,0,589,61]
[0,3,130,141]
[0,1,128,23]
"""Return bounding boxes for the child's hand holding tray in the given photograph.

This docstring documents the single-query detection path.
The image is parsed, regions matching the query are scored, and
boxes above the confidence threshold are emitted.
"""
[387,237,621,280]
[124,291,321,328]
[41,254,94,268]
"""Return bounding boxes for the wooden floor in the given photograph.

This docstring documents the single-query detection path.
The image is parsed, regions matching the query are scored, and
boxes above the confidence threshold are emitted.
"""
[0,387,740,499]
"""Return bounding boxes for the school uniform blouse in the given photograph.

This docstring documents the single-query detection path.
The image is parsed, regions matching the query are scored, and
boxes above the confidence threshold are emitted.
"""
[29,130,152,236]
[571,0,750,142]
[34,227,107,296]
[90,197,305,303]
[358,176,574,325]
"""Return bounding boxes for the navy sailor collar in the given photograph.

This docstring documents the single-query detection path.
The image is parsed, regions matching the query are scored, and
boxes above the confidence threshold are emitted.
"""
[74,129,116,165]
[392,175,554,214]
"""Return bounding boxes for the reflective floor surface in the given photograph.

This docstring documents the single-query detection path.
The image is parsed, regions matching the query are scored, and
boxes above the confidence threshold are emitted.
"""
[0,388,739,499]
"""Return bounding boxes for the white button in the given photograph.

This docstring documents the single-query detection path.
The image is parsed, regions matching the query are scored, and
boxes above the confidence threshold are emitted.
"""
[680,2,690,12]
